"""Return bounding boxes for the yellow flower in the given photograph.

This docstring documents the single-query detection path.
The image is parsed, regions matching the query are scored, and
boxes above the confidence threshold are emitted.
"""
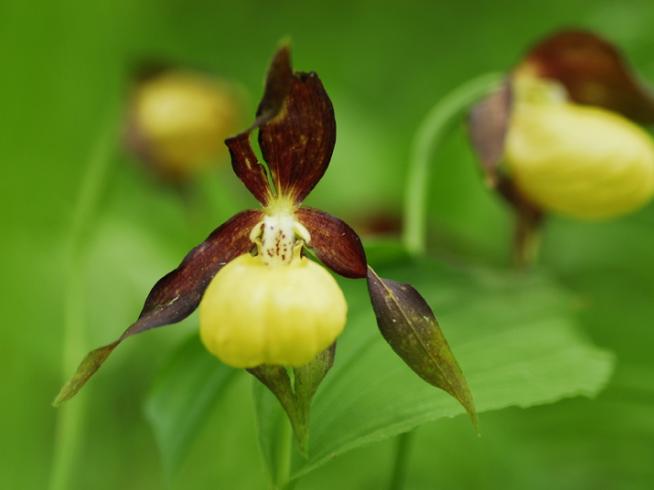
[55,46,469,431]
[505,76,654,219]
[200,252,346,367]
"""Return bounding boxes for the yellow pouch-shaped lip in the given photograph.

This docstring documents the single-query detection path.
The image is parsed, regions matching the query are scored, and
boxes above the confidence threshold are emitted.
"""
[199,254,347,368]
[505,97,654,219]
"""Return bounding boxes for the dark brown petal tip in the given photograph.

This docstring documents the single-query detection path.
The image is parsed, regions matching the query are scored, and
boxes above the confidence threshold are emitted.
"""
[297,208,367,279]
[53,210,262,406]
[227,45,336,205]
[256,44,294,123]
[521,29,654,124]
[258,65,336,203]
[366,267,477,429]
[468,80,513,185]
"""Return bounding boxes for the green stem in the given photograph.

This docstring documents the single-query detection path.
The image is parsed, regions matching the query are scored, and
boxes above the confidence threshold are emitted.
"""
[393,73,503,490]
[49,119,117,490]
[402,73,505,255]
[274,416,294,490]
[388,431,414,490]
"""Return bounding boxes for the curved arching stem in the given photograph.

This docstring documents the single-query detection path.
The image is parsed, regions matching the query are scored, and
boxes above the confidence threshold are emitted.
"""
[392,73,504,490]
[402,73,505,255]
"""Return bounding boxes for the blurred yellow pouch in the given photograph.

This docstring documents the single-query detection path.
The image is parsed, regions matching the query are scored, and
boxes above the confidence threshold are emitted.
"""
[505,77,654,219]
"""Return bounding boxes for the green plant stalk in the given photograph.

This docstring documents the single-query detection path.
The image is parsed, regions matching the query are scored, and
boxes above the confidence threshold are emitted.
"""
[388,431,413,490]
[49,120,117,490]
[274,416,294,490]
[394,73,504,489]
[402,72,505,255]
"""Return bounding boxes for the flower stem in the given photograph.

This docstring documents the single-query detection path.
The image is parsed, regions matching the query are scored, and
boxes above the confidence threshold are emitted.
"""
[49,119,118,490]
[388,431,414,490]
[274,416,294,490]
[395,73,503,490]
[402,73,505,255]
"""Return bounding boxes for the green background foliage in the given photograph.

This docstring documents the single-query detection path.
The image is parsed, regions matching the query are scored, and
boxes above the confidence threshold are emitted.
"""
[2,1,654,488]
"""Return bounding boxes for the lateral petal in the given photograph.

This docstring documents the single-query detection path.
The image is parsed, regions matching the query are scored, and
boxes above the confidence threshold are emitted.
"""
[297,208,367,279]
[53,209,262,405]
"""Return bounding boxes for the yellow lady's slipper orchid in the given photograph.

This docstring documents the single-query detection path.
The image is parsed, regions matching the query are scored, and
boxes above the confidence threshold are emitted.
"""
[200,252,346,367]
[505,76,654,219]
[55,46,472,437]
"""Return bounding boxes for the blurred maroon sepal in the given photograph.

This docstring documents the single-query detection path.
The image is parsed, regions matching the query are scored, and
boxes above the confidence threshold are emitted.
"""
[468,80,513,186]
[366,267,477,429]
[226,44,336,205]
[469,29,654,186]
[521,29,654,124]
[53,209,262,406]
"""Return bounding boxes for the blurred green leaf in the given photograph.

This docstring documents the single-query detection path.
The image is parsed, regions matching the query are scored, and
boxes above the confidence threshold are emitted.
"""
[144,334,239,477]
[255,252,613,483]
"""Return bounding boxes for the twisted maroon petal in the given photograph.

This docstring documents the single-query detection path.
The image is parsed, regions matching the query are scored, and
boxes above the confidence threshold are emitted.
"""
[53,209,262,405]
[226,133,271,205]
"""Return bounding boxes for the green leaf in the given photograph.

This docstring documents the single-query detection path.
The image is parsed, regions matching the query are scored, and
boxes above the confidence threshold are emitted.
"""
[144,334,239,477]
[367,266,477,428]
[255,254,613,482]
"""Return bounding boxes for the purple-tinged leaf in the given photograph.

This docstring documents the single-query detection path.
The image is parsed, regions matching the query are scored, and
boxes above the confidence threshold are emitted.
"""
[521,29,654,124]
[468,80,512,185]
[297,208,367,279]
[53,209,262,406]
[366,266,477,428]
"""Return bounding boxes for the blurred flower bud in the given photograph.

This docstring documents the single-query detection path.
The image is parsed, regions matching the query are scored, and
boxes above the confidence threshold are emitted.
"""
[125,67,241,182]
[505,75,654,219]
[469,30,654,265]
[199,253,347,368]
[470,31,654,222]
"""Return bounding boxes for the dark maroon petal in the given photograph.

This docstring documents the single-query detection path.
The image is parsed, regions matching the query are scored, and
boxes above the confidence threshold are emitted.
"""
[467,80,513,185]
[297,208,367,279]
[226,46,336,205]
[258,65,336,203]
[226,133,271,205]
[366,267,477,428]
[53,210,262,406]
[521,29,654,124]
